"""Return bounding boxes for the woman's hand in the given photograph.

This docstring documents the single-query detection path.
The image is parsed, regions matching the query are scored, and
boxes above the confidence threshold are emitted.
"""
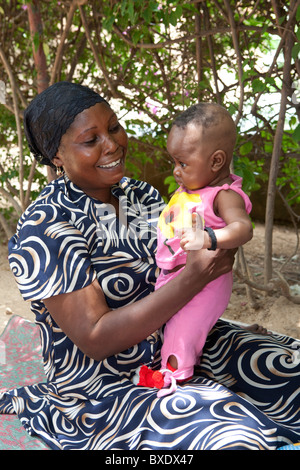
[185,247,236,284]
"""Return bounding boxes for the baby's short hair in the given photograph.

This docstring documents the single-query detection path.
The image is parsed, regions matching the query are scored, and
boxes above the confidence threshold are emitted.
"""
[173,102,233,131]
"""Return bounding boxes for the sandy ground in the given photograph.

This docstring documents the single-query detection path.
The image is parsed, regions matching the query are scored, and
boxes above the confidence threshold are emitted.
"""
[0,222,299,338]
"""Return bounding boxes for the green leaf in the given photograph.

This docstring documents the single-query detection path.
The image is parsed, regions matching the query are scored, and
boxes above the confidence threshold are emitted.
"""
[169,10,178,26]
[239,142,253,155]
[164,175,178,194]
[103,15,115,31]
[132,30,143,45]
[128,1,135,23]
[296,4,300,22]
[143,1,157,23]
[43,43,50,57]
[121,0,127,16]
[292,124,300,143]
[292,42,300,61]
[252,78,265,93]
[175,5,183,19]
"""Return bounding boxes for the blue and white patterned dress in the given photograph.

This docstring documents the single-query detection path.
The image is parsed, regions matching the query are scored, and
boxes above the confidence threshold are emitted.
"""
[0,175,299,450]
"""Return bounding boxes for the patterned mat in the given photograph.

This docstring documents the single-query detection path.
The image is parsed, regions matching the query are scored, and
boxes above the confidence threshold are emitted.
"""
[0,315,49,450]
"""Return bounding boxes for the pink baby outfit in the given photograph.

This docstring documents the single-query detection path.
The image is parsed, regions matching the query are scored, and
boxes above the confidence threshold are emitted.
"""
[155,174,252,391]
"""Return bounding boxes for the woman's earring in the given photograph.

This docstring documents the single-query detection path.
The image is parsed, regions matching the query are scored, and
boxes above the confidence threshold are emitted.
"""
[56,166,64,176]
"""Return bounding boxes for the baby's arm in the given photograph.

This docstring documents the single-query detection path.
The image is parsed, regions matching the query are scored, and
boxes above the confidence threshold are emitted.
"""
[210,189,253,249]
[181,189,253,250]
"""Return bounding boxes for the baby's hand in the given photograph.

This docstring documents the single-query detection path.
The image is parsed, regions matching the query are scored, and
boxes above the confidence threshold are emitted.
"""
[180,229,205,250]
[180,212,205,251]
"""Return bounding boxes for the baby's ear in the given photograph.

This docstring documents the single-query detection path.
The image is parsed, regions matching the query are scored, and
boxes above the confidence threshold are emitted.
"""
[210,149,227,172]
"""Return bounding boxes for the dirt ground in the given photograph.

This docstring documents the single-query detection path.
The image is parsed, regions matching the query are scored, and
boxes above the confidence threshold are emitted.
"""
[0,222,299,338]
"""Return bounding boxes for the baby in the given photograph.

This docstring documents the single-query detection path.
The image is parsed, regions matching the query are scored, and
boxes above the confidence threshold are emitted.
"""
[135,103,253,396]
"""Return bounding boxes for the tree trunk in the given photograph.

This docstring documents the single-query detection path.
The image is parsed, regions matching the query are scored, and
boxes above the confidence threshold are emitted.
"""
[27,1,49,94]
[264,2,296,282]
[26,1,56,183]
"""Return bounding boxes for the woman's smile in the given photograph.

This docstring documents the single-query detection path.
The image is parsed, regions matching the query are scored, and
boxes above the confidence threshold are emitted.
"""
[97,155,124,170]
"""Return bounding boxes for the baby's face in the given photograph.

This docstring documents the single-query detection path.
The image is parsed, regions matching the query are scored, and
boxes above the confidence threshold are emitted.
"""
[167,124,215,190]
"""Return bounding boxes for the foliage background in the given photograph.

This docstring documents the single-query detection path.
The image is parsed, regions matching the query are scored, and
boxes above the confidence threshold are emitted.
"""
[0,0,299,293]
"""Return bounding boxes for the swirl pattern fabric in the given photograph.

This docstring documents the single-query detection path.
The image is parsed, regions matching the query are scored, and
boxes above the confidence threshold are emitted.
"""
[0,176,299,450]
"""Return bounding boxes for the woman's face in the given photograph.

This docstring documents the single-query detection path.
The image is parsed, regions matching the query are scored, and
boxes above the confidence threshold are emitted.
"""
[53,102,128,201]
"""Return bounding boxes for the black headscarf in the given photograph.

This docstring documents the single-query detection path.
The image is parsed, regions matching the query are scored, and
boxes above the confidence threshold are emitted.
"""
[23,81,108,168]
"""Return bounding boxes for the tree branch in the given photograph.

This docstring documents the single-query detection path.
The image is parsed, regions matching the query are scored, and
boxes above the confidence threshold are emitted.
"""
[264,1,296,282]
[24,160,37,208]
[223,0,244,124]
[251,0,299,116]
[0,186,22,216]
[112,23,279,50]
[66,33,87,81]
[0,44,25,210]
[203,3,221,104]
[27,1,57,184]
[234,267,300,305]
[194,2,204,102]
[26,1,49,93]
[79,5,120,98]
[0,162,19,198]
[50,0,78,85]
[0,212,13,240]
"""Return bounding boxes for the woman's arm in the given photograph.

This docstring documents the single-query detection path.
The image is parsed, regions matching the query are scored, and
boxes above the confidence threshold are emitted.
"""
[44,247,235,361]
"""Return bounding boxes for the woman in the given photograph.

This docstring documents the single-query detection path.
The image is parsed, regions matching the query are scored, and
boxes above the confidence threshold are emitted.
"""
[0,82,299,450]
